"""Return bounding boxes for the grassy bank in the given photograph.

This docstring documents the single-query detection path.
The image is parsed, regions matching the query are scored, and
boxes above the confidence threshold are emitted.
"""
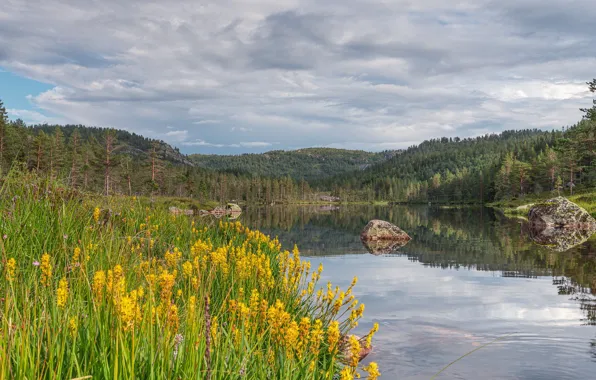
[0,172,379,379]
[488,190,596,218]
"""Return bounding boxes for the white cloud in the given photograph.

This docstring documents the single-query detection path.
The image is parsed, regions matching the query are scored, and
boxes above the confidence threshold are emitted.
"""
[6,108,63,125]
[1,0,595,153]
[239,141,272,147]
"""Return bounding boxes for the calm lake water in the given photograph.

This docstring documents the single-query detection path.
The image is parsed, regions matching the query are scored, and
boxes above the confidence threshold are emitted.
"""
[240,205,596,379]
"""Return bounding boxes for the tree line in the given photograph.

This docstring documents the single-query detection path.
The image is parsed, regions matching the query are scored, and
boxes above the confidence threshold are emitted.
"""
[316,79,596,204]
[2,78,595,205]
[0,106,319,204]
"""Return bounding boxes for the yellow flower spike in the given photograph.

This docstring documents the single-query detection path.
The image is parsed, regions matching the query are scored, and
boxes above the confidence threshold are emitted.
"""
[93,207,101,222]
[182,261,192,278]
[348,334,361,367]
[211,316,219,344]
[5,257,16,281]
[365,322,379,349]
[72,247,81,263]
[327,321,340,353]
[68,317,78,337]
[188,295,197,320]
[284,320,299,355]
[309,319,324,355]
[40,253,52,287]
[339,367,354,380]
[56,277,68,308]
[92,270,106,301]
[362,362,380,380]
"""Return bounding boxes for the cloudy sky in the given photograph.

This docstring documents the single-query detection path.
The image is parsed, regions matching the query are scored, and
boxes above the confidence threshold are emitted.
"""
[1,0,595,154]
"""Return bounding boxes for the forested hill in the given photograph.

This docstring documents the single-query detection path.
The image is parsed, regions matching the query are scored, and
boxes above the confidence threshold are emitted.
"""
[189,148,398,180]
[316,129,562,203]
[31,124,193,166]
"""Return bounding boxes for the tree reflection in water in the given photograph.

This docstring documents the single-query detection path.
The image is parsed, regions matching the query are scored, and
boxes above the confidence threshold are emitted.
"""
[240,204,596,325]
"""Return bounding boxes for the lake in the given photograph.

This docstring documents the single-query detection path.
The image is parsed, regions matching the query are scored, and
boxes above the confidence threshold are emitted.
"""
[240,205,596,379]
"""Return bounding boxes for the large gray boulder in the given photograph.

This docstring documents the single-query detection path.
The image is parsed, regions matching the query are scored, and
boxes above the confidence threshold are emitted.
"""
[360,219,411,242]
[528,197,596,228]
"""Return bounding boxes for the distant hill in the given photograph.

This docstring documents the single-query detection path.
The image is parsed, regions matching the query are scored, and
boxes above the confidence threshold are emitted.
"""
[31,124,194,167]
[316,129,559,203]
[189,148,399,180]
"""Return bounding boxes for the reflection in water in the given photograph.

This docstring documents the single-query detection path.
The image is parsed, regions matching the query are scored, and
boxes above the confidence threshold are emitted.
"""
[361,238,409,255]
[528,224,596,252]
[239,204,596,379]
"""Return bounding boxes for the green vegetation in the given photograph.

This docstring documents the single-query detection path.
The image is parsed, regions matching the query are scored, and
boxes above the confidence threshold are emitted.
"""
[0,78,595,208]
[0,171,380,379]
[316,79,596,206]
[190,148,397,181]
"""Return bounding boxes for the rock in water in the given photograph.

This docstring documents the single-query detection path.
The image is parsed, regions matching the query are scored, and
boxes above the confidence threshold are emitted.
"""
[528,197,596,228]
[360,219,411,242]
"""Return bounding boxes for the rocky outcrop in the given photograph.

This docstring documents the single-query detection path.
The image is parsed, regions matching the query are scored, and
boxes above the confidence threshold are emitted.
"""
[527,197,596,252]
[360,219,411,242]
[528,197,596,228]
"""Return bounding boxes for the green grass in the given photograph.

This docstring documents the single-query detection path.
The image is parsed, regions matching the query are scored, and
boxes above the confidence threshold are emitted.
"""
[488,189,596,218]
[0,171,380,380]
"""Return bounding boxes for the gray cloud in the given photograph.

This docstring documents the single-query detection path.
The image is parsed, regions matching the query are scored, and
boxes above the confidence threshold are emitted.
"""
[0,0,594,153]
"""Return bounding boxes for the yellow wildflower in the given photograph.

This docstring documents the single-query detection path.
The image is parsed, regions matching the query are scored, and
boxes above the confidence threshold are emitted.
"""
[5,257,16,281]
[40,253,52,287]
[93,207,101,222]
[309,319,324,355]
[348,334,361,367]
[72,247,81,263]
[365,322,379,349]
[167,304,179,332]
[182,261,193,278]
[68,317,78,337]
[327,320,340,353]
[211,315,219,344]
[362,362,380,380]
[188,296,196,320]
[339,367,354,380]
[92,270,106,301]
[284,320,299,354]
[56,277,69,308]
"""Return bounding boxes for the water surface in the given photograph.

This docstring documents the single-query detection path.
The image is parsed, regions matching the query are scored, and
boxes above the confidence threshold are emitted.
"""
[241,205,596,379]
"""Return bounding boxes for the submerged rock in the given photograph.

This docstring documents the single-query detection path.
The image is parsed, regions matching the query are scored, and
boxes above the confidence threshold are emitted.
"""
[528,197,596,228]
[360,219,411,242]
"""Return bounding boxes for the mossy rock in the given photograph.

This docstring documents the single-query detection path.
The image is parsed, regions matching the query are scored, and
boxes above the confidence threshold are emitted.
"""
[528,197,596,228]
[360,220,411,242]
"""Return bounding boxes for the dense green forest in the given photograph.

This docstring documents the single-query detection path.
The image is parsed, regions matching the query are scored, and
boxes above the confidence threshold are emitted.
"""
[1,79,595,205]
[190,148,397,180]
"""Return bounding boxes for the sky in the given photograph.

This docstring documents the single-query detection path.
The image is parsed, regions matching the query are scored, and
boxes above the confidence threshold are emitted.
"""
[1,0,595,154]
